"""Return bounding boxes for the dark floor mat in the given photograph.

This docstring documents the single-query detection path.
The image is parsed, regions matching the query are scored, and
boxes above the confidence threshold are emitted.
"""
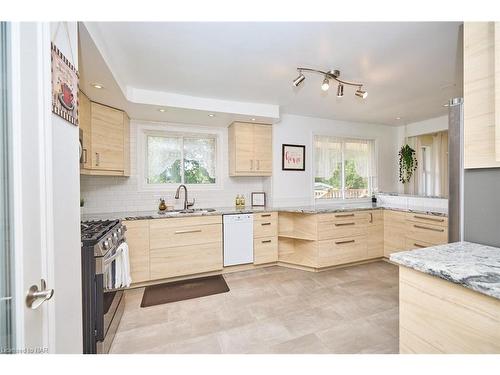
[140,275,230,307]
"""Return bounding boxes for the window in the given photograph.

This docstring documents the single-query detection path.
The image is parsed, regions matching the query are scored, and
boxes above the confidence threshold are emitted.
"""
[146,133,217,186]
[314,136,376,200]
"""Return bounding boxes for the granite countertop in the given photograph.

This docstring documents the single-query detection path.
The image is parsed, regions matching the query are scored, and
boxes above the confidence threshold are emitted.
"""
[390,241,500,300]
[81,202,447,221]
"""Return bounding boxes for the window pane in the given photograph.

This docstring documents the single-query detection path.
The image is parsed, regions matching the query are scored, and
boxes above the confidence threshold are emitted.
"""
[314,136,342,200]
[147,136,182,184]
[183,137,216,184]
[344,140,369,199]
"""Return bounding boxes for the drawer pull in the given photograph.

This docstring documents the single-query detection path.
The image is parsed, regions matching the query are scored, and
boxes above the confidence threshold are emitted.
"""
[334,222,355,227]
[334,213,355,218]
[174,229,203,234]
[261,240,272,243]
[413,224,444,232]
[414,243,427,248]
[413,215,445,223]
[369,212,373,223]
[261,222,271,226]
[335,239,355,245]
[260,214,272,217]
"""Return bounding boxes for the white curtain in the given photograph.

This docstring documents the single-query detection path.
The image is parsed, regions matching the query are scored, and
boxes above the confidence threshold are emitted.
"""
[314,136,342,178]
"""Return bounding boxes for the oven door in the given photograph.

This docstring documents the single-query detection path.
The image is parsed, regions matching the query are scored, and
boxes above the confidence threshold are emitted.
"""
[95,246,125,353]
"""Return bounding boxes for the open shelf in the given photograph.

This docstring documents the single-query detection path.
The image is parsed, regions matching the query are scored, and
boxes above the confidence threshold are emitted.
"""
[278,232,316,241]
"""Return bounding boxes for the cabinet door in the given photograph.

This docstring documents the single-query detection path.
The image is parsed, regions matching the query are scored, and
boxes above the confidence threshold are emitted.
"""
[254,237,278,265]
[383,210,407,257]
[318,235,368,267]
[253,124,272,174]
[233,123,255,173]
[91,102,124,171]
[367,210,384,258]
[124,220,150,283]
[79,91,92,170]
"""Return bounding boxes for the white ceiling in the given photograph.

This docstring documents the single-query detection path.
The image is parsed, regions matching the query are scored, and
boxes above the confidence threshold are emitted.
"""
[80,22,463,126]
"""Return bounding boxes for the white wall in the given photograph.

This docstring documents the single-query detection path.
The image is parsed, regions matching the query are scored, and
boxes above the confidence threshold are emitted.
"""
[81,120,268,214]
[49,22,82,353]
[270,114,400,207]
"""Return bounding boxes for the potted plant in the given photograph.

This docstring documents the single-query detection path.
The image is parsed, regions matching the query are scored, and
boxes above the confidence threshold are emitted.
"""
[398,144,418,184]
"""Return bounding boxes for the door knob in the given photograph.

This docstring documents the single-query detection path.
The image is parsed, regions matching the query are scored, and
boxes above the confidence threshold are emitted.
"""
[26,279,54,309]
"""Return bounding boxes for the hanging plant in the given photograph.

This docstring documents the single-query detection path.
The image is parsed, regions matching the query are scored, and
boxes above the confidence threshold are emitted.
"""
[398,144,418,184]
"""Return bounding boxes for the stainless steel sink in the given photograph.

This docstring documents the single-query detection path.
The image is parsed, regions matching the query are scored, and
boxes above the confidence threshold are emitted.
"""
[157,208,216,215]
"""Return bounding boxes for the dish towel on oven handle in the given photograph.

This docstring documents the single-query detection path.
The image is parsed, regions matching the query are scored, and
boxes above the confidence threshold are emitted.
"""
[114,242,132,288]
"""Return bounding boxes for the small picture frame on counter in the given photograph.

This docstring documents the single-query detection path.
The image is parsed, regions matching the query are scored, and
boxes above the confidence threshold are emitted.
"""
[251,192,266,207]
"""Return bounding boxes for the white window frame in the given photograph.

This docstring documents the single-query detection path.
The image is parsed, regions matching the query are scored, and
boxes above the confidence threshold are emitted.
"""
[137,122,223,192]
[312,133,378,204]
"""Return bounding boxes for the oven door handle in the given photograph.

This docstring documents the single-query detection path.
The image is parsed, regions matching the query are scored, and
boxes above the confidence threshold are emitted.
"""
[95,274,105,342]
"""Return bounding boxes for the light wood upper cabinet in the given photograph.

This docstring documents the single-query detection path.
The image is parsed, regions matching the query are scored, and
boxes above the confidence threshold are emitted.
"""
[464,22,500,169]
[80,97,130,176]
[228,122,272,176]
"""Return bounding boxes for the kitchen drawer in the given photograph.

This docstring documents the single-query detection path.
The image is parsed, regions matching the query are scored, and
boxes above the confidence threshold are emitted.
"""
[254,216,278,238]
[149,221,222,249]
[318,235,368,267]
[253,236,278,265]
[150,215,221,229]
[406,222,448,244]
[317,211,371,223]
[254,211,277,222]
[149,241,223,280]
[318,218,367,240]
[406,212,448,227]
[405,236,437,250]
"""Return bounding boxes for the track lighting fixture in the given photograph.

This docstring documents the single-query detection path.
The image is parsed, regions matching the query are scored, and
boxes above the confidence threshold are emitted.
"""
[292,67,368,99]
[321,77,330,91]
[292,72,306,87]
[337,84,344,97]
[355,88,368,99]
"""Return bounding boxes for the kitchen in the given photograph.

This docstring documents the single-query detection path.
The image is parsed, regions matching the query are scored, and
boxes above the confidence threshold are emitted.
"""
[1,8,500,368]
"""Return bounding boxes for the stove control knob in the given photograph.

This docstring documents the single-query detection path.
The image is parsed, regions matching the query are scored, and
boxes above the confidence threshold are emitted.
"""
[117,228,122,234]
[103,240,110,250]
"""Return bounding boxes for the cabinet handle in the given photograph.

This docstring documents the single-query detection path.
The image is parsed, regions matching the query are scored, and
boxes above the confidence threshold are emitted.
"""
[260,214,272,217]
[413,215,445,223]
[95,152,100,166]
[369,212,373,223]
[250,160,254,170]
[82,148,88,163]
[334,222,355,227]
[335,239,355,245]
[414,243,427,248]
[261,240,272,243]
[334,213,355,218]
[261,222,271,226]
[175,229,202,234]
[413,224,444,232]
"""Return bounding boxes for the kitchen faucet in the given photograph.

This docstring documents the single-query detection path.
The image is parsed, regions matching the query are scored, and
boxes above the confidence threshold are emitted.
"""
[175,184,195,210]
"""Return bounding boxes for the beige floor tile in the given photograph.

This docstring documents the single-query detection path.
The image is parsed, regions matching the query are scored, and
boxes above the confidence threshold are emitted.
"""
[265,333,330,354]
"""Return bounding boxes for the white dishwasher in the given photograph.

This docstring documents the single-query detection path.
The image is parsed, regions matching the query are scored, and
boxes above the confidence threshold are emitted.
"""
[223,213,254,266]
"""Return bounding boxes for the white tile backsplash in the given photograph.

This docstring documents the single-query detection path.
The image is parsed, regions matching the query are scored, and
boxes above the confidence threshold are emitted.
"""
[81,121,268,214]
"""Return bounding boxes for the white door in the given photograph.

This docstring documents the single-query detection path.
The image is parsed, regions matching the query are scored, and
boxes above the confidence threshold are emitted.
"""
[3,22,82,354]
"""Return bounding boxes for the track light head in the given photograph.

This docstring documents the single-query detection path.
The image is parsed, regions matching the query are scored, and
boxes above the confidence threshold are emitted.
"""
[292,73,305,87]
[355,88,368,99]
[321,77,330,91]
[337,84,344,97]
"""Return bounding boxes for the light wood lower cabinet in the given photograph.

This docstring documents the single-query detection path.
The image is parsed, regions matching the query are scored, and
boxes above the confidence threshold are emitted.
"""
[383,210,407,257]
[124,220,150,283]
[318,235,368,267]
[253,212,278,265]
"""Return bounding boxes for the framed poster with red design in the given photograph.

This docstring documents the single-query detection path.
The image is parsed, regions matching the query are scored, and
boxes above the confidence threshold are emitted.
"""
[282,144,305,171]
[51,42,79,126]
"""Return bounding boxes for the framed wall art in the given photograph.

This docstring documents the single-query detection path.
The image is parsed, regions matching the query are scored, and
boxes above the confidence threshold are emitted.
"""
[282,144,305,171]
[251,192,266,207]
[51,42,79,126]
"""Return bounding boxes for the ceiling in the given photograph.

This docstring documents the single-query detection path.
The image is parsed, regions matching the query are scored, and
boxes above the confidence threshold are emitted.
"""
[79,22,463,126]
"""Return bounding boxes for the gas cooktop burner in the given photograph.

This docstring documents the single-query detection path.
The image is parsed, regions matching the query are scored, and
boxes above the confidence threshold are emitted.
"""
[81,220,120,243]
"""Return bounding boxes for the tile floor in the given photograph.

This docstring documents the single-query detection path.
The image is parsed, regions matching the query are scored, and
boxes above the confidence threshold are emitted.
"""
[110,260,399,354]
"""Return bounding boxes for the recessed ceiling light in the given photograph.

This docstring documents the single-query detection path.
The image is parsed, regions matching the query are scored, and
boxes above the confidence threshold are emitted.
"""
[208,113,215,117]
[251,118,256,121]
[91,83,104,89]
[158,109,166,113]
[395,117,401,120]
